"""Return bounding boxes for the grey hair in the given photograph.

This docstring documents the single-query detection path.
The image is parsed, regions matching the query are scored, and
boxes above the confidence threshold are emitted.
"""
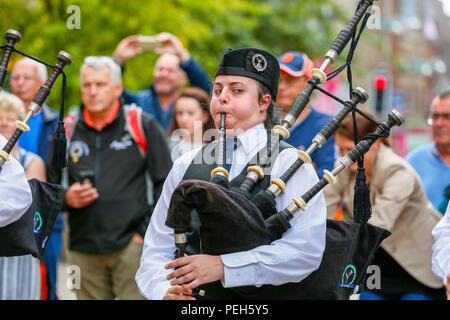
[430,89,450,111]
[13,57,47,82]
[80,56,122,85]
[0,91,26,120]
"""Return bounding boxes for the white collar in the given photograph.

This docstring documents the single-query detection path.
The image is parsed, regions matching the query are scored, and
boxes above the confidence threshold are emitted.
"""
[235,122,267,155]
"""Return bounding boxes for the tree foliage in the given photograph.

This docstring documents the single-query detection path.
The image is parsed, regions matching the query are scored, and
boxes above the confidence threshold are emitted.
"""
[0,0,361,110]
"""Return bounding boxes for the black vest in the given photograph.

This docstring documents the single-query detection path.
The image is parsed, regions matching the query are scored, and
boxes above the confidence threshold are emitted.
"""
[181,134,292,299]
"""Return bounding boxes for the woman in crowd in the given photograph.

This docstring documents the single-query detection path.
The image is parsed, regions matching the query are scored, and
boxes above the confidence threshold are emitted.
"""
[324,111,445,300]
[167,87,215,161]
[0,91,46,299]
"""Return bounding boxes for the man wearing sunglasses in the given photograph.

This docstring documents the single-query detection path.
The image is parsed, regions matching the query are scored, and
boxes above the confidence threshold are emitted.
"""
[407,89,450,213]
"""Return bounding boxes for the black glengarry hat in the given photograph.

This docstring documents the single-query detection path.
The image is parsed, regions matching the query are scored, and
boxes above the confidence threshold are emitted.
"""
[215,48,280,99]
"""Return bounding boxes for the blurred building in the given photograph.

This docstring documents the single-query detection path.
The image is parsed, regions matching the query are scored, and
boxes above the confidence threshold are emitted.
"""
[313,0,450,155]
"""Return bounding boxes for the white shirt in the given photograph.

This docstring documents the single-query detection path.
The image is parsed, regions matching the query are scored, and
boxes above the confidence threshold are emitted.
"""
[0,134,32,227]
[136,123,327,300]
[432,202,450,285]
[168,139,205,162]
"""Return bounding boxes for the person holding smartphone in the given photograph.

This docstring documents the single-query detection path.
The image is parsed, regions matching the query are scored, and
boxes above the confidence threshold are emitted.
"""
[112,32,211,132]
[47,56,172,300]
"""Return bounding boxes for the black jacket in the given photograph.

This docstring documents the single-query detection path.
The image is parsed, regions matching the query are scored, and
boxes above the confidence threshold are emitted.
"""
[48,102,172,254]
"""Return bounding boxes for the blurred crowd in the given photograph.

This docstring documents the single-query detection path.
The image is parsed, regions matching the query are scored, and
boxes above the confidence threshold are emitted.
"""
[0,31,449,300]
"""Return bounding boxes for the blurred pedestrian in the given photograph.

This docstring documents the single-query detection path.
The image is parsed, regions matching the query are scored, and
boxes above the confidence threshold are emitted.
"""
[432,202,450,299]
[407,89,450,212]
[9,58,63,300]
[47,56,172,299]
[0,91,44,299]
[113,32,211,132]
[277,51,337,179]
[324,111,445,300]
[167,87,215,161]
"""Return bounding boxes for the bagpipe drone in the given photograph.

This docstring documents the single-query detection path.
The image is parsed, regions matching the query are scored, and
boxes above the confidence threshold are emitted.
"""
[165,0,404,300]
[0,29,72,258]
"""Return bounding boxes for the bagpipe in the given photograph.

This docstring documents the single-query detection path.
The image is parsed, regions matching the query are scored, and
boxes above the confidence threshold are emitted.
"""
[165,0,404,300]
[0,29,72,258]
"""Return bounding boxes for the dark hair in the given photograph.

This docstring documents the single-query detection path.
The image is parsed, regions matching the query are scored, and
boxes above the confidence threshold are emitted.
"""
[168,87,215,139]
[335,110,391,147]
[257,82,278,130]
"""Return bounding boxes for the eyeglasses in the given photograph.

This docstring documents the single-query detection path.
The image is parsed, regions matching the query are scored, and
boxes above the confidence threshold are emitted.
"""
[427,112,450,125]
[10,75,37,82]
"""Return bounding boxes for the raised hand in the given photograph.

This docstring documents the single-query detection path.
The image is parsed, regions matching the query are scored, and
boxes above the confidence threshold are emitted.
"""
[112,35,143,66]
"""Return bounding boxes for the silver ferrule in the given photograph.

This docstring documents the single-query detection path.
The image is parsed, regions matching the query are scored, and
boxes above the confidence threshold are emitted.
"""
[286,202,300,217]
[174,233,187,245]
[6,29,22,40]
[247,170,260,182]
[324,49,339,65]
[267,183,282,197]
[28,102,41,114]
[0,158,5,166]
[282,113,297,129]
[390,109,405,126]
[312,134,327,148]
[334,160,349,174]
[353,86,369,103]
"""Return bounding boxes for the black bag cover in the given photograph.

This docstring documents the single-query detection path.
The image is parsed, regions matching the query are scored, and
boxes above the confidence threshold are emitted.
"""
[167,179,390,300]
[0,179,63,258]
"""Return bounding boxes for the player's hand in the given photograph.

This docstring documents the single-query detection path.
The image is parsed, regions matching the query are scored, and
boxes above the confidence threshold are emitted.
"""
[165,254,224,289]
[163,285,196,300]
[154,32,190,63]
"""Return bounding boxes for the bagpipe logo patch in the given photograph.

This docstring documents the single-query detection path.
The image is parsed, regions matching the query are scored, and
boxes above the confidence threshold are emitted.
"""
[339,264,356,288]
[33,211,42,234]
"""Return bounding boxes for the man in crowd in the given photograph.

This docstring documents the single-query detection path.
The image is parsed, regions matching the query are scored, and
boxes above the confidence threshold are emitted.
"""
[407,89,450,212]
[113,32,211,132]
[276,51,336,179]
[47,56,172,299]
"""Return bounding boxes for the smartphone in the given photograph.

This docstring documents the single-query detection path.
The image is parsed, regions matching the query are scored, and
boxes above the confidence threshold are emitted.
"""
[137,35,162,51]
[78,170,95,187]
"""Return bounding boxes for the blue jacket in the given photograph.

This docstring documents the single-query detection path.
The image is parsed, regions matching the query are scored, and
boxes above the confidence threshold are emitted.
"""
[121,57,211,132]
[284,108,337,179]
[39,104,59,163]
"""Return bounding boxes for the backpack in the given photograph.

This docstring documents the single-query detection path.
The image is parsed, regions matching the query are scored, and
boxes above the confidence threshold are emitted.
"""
[64,103,147,157]
[61,103,154,205]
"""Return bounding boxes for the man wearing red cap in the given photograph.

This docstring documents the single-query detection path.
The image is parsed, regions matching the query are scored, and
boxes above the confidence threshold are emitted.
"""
[277,51,337,179]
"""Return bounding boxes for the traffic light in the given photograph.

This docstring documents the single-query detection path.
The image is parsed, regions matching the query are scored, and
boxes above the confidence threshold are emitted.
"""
[374,75,388,114]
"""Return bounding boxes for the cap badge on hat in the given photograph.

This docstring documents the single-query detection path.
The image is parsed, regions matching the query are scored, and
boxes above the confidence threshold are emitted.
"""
[252,53,267,72]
